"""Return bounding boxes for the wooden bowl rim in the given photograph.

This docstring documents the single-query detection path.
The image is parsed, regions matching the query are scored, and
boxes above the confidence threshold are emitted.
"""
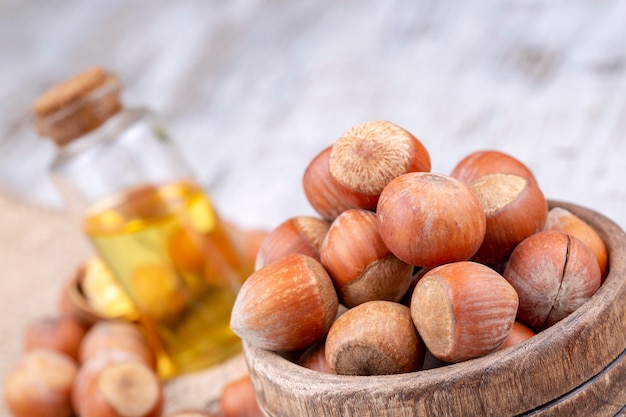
[243,200,626,416]
[63,264,137,324]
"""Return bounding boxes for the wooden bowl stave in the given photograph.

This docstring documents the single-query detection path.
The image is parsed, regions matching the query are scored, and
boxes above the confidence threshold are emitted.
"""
[243,201,626,417]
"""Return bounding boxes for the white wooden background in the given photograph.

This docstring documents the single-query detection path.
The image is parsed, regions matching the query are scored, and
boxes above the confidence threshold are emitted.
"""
[1,0,625,415]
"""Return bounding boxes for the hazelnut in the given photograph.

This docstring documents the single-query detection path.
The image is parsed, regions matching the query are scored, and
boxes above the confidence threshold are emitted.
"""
[320,209,413,307]
[469,173,548,264]
[79,320,156,370]
[297,339,333,373]
[230,253,339,351]
[499,321,536,350]
[254,216,330,270]
[503,230,601,330]
[328,120,431,210]
[302,146,361,220]
[72,354,163,417]
[325,301,425,375]
[544,207,609,280]
[451,149,537,185]
[220,375,263,417]
[410,261,518,363]
[24,315,89,360]
[377,172,486,268]
[4,349,78,417]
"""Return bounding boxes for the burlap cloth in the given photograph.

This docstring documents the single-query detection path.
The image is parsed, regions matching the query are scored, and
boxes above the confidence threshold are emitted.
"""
[0,186,248,416]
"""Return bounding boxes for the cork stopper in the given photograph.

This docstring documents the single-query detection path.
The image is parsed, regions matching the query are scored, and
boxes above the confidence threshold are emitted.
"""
[33,67,122,146]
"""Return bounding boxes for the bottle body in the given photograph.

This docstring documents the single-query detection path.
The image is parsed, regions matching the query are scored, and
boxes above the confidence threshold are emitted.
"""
[40,77,245,379]
[84,180,243,378]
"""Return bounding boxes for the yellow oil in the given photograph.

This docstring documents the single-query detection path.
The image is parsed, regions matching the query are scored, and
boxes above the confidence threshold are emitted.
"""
[84,181,244,379]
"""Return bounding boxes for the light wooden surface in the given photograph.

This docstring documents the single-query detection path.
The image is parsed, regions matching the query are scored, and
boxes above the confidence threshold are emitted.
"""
[1,1,626,416]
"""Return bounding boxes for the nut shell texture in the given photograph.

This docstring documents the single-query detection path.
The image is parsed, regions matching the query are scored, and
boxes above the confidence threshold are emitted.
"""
[469,173,548,264]
[544,207,609,280]
[377,173,486,267]
[302,146,360,220]
[254,216,330,270]
[504,231,601,330]
[325,301,424,375]
[328,121,431,209]
[320,209,413,307]
[230,254,339,351]
[451,150,537,184]
[410,261,518,363]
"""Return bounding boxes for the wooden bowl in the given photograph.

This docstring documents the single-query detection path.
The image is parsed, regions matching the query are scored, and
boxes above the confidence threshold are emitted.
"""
[59,264,138,325]
[243,201,626,417]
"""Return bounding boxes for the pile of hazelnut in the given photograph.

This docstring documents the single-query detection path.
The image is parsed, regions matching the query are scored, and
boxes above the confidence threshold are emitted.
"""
[4,225,267,417]
[231,120,608,376]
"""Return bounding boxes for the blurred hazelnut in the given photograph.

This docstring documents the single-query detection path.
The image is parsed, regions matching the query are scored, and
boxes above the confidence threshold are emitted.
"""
[24,315,88,360]
[220,375,263,417]
[4,349,78,417]
[79,320,156,370]
[72,354,163,417]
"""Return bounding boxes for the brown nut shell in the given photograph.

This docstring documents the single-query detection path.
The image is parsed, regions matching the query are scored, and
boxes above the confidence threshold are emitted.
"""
[220,374,263,417]
[328,121,431,210]
[377,172,486,268]
[297,339,333,374]
[503,230,602,331]
[544,207,609,280]
[320,209,413,307]
[451,149,537,185]
[72,353,163,417]
[255,216,330,270]
[4,349,78,417]
[79,320,156,370]
[469,173,548,264]
[230,253,339,351]
[24,315,89,361]
[303,146,364,220]
[325,301,425,375]
[410,261,519,363]
[498,321,536,350]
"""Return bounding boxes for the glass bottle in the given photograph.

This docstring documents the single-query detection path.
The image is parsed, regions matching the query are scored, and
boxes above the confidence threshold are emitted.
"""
[33,67,245,379]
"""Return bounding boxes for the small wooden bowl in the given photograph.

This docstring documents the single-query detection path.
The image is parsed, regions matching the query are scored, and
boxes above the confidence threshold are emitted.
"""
[243,201,626,417]
[59,265,138,325]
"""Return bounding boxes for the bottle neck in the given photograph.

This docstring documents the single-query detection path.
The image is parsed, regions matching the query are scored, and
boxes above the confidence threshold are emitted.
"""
[50,107,195,213]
